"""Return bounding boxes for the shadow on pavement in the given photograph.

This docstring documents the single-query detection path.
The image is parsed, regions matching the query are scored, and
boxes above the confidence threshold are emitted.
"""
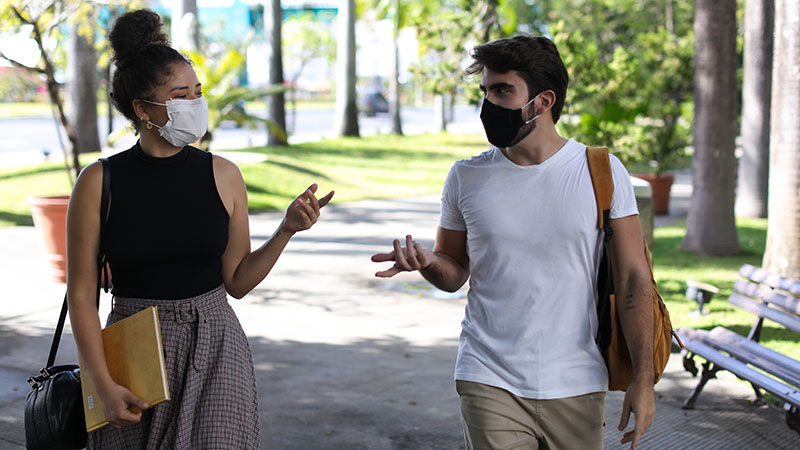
[251,336,463,450]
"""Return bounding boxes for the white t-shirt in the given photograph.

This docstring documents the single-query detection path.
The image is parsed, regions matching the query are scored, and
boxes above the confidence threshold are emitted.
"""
[439,138,638,399]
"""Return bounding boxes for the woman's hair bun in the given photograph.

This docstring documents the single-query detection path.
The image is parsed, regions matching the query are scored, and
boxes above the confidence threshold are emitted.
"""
[109,9,170,66]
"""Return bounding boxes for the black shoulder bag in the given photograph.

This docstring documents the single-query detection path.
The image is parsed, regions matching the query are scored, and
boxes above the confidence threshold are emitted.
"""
[24,158,111,450]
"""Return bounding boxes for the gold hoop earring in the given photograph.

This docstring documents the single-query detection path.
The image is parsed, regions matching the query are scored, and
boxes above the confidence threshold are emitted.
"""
[146,122,153,130]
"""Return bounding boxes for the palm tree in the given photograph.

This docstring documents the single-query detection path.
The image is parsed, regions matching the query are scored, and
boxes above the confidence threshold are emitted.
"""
[736,0,774,218]
[334,0,360,137]
[681,0,739,255]
[373,0,408,134]
[67,15,100,155]
[171,0,200,51]
[763,0,800,277]
[265,0,287,145]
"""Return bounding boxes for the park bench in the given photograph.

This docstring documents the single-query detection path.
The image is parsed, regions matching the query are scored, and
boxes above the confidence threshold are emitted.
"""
[677,264,800,435]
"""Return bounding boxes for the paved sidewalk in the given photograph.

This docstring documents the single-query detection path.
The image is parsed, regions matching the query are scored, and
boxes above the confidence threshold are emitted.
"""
[2,174,799,449]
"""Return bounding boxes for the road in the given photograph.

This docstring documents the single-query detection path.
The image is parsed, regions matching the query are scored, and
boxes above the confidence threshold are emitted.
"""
[0,105,482,168]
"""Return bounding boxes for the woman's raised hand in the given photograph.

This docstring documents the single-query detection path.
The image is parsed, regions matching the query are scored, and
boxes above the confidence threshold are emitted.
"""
[281,183,334,234]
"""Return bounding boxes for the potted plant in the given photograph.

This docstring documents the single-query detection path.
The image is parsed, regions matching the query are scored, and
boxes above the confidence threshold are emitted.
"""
[621,102,692,215]
[27,196,71,282]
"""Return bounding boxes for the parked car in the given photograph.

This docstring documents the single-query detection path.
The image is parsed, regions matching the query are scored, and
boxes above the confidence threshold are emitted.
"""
[360,90,389,116]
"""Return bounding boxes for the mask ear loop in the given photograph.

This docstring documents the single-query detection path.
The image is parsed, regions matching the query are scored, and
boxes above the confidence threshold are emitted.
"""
[523,92,544,124]
[139,99,165,130]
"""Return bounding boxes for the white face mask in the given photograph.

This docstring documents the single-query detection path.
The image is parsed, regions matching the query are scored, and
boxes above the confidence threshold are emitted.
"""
[143,97,208,148]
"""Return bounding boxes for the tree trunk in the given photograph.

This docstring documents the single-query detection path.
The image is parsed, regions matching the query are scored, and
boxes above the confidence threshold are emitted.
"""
[31,10,80,180]
[266,0,287,146]
[389,4,403,136]
[666,0,675,34]
[479,0,501,42]
[434,94,447,132]
[4,6,79,181]
[737,0,774,218]
[334,0,360,137]
[682,0,740,255]
[67,22,100,155]
[171,0,200,51]
[763,0,800,278]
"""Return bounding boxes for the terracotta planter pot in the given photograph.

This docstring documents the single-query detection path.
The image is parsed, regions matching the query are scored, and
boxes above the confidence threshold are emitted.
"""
[631,173,674,215]
[28,195,70,283]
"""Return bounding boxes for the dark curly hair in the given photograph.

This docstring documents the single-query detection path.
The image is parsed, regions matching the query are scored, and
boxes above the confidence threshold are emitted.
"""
[109,9,191,128]
[465,35,569,124]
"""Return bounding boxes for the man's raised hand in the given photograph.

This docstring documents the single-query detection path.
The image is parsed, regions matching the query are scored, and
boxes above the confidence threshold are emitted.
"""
[371,235,433,277]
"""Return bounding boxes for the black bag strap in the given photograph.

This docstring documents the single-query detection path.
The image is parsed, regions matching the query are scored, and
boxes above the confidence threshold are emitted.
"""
[45,159,111,368]
[98,157,110,294]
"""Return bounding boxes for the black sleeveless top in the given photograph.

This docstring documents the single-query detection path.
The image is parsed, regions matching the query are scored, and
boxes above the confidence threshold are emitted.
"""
[105,143,230,299]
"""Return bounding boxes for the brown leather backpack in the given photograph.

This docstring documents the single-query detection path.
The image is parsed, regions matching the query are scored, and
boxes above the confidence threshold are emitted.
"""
[586,146,682,391]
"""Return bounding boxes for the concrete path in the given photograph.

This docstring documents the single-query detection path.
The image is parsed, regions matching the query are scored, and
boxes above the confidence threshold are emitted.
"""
[2,173,799,449]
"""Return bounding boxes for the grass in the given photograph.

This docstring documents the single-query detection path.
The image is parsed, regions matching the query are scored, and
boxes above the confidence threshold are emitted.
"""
[0,101,114,119]
[0,132,486,226]
[0,102,53,119]
[0,157,97,226]
[231,132,486,211]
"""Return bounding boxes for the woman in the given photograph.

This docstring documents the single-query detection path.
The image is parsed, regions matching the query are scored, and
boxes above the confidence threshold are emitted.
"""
[66,9,332,449]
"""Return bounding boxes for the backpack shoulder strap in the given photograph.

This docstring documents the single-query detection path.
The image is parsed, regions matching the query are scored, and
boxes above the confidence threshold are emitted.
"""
[587,146,616,351]
[586,146,614,229]
[586,146,613,228]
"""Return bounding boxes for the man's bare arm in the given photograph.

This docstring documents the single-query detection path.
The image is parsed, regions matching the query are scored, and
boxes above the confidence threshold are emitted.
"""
[609,214,655,450]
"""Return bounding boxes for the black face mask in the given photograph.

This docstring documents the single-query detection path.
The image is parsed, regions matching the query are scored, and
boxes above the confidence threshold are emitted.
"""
[479,93,541,148]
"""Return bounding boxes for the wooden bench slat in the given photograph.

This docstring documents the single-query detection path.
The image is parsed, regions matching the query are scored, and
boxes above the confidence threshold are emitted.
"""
[706,327,800,387]
[740,264,800,296]
[729,292,800,334]
[734,279,800,315]
[679,332,800,408]
[678,327,800,387]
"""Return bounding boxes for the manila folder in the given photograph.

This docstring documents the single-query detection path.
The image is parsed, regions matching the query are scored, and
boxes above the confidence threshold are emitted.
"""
[79,306,170,432]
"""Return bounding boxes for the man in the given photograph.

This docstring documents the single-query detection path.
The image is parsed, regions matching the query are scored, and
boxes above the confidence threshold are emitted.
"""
[371,35,655,449]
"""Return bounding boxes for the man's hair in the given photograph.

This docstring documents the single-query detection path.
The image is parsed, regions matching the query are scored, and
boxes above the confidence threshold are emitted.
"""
[465,35,569,124]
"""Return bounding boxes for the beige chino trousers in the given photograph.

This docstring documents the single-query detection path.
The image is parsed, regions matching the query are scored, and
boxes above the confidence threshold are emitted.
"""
[456,380,605,450]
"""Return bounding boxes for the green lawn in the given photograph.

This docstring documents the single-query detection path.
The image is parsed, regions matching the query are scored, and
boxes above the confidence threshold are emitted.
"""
[0,132,486,226]
[235,132,486,211]
[0,102,54,119]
